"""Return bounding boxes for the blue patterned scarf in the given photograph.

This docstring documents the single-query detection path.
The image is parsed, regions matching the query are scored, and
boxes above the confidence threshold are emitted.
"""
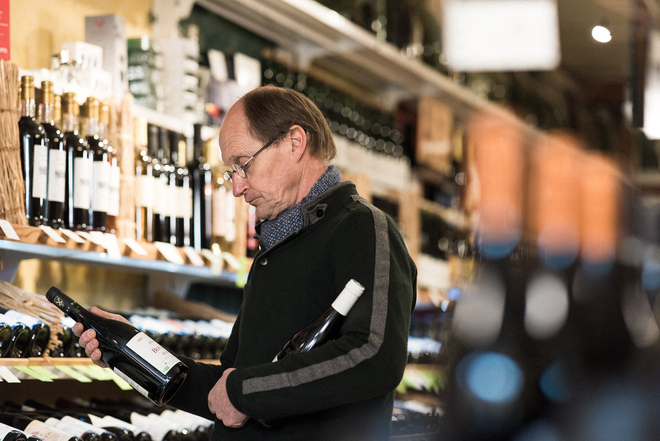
[259,166,342,250]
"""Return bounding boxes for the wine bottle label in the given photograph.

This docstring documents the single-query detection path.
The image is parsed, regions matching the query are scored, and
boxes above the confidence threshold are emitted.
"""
[92,160,111,211]
[73,157,91,209]
[48,149,67,203]
[108,164,121,216]
[32,144,49,199]
[126,331,181,374]
[153,176,167,215]
[136,175,155,208]
[113,366,150,397]
[25,420,75,441]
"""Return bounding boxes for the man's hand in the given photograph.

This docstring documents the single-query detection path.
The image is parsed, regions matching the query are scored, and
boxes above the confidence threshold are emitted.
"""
[72,306,131,368]
[208,368,248,428]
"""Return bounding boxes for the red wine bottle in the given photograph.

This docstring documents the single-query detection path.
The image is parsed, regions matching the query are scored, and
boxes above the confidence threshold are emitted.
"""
[0,413,80,441]
[0,323,12,358]
[0,308,50,357]
[0,312,32,358]
[274,279,365,361]
[259,279,364,428]
[45,287,188,406]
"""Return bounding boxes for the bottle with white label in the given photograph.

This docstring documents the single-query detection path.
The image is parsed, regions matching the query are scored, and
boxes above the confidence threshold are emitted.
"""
[19,75,49,226]
[46,286,188,406]
[62,92,90,231]
[82,97,109,232]
[39,81,66,229]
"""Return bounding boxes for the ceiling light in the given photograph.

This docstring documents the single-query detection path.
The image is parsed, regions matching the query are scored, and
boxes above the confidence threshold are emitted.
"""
[592,24,612,43]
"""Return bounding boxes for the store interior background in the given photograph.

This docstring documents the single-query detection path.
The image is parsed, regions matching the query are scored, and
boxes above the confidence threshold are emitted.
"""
[8,0,660,439]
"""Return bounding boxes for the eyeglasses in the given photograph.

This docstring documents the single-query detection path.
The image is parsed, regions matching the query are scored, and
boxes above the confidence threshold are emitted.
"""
[223,134,281,182]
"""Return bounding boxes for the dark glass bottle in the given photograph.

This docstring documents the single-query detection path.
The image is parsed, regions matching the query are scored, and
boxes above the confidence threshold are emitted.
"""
[0,322,11,358]
[189,124,212,251]
[39,81,66,229]
[0,308,50,358]
[0,413,81,441]
[19,75,49,226]
[0,310,34,358]
[0,422,28,441]
[82,98,109,232]
[62,93,91,231]
[134,118,154,243]
[99,104,120,235]
[46,287,188,406]
[152,126,171,243]
[168,131,190,247]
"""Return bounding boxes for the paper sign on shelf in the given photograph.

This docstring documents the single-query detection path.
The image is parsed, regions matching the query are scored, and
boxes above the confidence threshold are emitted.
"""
[60,228,87,244]
[56,365,92,382]
[183,246,206,267]
[40,225,67,244]
[0,219,19,241]
[0,366,20,383]
[123,237,149,256]
[155,241,185,265]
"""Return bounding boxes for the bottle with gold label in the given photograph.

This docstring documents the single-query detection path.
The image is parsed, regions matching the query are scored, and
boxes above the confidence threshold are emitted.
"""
[18,75,48,226]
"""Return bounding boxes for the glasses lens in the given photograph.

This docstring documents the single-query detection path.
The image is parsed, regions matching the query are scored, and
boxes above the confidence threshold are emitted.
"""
[233,164,247,178]
[224,170,233,182]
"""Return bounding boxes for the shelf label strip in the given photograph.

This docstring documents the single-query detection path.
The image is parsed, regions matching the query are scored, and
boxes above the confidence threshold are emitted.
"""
[0,366,20,383]
[56,365,93,382]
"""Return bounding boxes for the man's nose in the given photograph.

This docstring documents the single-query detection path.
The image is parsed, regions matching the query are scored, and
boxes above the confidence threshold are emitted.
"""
[231,174,248,197]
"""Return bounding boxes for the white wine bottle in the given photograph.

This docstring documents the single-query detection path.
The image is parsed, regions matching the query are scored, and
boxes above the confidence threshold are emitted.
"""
[45,287,188,406]
[273,279,365,361]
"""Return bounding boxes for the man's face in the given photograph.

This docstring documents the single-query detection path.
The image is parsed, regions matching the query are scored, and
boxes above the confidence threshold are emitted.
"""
[219,105,299,221]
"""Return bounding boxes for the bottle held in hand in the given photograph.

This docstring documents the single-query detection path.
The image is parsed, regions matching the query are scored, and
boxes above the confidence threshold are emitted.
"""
[274,279,365,361]
[45,287,188,406]
[260,279,364,427]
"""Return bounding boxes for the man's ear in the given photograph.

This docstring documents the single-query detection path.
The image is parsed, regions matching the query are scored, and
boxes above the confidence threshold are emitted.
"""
[289,125,307,162]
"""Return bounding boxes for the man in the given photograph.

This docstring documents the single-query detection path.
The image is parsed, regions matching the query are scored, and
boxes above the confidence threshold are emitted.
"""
[75,86,417,440]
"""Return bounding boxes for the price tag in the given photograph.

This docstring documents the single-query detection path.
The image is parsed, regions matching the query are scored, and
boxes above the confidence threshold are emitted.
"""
[56,365,92,382]
[76,230,94,243]
[0,366,20,383]
[223,252,242,272]
[39,225,67,243]
[183,246,206,267]
[88,231,108,247]
[200,249,223,275]
[155,241,185,265]
[73,364,110,381]
[0,219,19,240]
[123,237,149,256]
[60,228,87,244]
[103,233,122,259]
[14,366,53,382]
[29,365,59,381]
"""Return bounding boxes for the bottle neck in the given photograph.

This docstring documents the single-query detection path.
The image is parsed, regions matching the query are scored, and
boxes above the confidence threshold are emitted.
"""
[62,111,79,134]
[39,102,55,125]
[21,98,36,118]
[84,117,99,138]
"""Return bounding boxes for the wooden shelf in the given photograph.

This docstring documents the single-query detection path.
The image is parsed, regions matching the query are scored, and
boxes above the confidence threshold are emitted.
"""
[0,224,241,288]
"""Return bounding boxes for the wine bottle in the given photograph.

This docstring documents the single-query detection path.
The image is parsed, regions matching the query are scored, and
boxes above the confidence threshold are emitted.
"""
[152,126,171,243]
[257,279,365,428]
[0,422,28,441]
[0,308,50,358]
[83,98,109,232]
[19,75,49,226]
[99,104,120,235]
[40,81,66,229]
[274,279,364,360]
[45,287,188,406]
[0,311,33,358]
[168,131,189,247]
[189,124,212,251]
[0,413,81,441]
[133,118,154,243]
[62,93,91,231]
[0,322,12,358]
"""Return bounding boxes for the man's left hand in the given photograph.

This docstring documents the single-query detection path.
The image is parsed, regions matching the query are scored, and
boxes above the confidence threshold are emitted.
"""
[208,368,249,428]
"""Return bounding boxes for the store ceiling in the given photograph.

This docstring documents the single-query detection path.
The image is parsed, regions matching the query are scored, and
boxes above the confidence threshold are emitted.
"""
[556,0,633,86]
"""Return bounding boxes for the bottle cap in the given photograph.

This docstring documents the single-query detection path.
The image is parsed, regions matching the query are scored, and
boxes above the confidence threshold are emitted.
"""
[332,279,365,316]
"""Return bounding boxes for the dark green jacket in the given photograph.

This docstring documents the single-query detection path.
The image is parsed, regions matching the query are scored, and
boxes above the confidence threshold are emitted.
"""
[169,182,417,441]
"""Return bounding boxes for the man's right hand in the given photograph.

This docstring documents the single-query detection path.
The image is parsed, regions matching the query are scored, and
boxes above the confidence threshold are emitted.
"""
[72,306,132,368]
